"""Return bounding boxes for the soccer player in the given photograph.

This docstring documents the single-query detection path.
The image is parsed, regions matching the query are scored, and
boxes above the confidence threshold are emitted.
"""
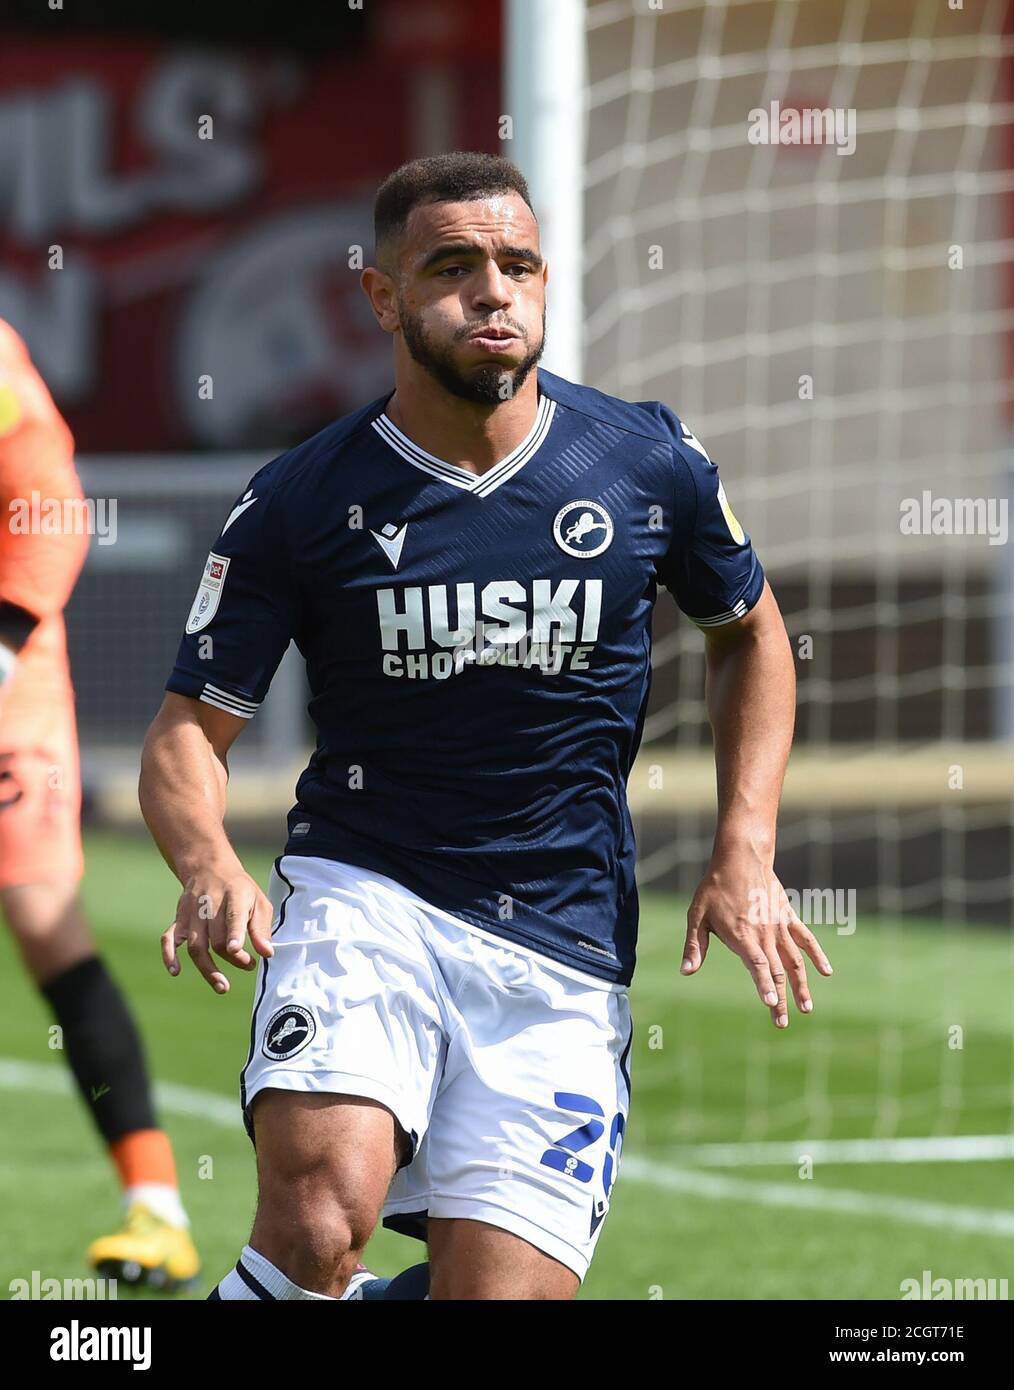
[140,152,832,1301]
[0,319,200,1291]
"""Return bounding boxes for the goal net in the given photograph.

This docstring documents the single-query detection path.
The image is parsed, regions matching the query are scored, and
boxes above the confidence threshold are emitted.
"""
[579,0,1014,1152]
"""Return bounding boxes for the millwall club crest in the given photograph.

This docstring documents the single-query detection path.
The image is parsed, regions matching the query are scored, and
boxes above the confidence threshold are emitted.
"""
[262,1005,316,1061]
[553,500,614,559]
[186,552,230,633]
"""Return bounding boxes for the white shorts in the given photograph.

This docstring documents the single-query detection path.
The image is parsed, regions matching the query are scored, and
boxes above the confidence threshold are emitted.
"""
[240,854,633,1282]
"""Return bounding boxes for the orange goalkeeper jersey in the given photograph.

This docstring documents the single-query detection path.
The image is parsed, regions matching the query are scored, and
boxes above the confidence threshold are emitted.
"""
[0,319,89,727]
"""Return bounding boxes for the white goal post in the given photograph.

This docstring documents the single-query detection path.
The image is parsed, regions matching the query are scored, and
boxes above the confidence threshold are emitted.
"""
[506,0,587,383]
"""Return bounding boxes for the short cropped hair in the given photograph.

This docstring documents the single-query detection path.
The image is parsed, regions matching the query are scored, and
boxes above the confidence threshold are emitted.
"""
[373,151,535,268]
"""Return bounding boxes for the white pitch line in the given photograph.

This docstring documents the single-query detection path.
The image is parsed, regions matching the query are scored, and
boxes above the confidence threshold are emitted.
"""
[669,1135,1014,1165]
[619,1156,1014,1239]
[3,1060,1013,1239]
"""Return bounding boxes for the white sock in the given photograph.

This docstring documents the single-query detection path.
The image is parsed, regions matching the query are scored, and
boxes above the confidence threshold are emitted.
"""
[124,1183,188,1229]
[217,1266,261,1300]
[216,1245,336,1301]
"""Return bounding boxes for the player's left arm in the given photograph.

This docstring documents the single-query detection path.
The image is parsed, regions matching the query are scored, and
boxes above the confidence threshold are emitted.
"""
[681,582,833,1028]
[657,417,832,1026]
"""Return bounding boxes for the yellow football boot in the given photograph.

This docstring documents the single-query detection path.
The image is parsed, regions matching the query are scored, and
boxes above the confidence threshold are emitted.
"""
[87,1201,201,1293]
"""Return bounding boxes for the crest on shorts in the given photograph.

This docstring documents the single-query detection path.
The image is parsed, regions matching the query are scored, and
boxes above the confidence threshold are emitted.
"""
[262,1005,315,1060]
[186,551,230,634]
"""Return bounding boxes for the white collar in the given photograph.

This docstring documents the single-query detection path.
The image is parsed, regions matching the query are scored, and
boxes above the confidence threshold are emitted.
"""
[371,392,556,497]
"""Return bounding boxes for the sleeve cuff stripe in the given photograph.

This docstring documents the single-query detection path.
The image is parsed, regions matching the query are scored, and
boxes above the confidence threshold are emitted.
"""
[199,689,258,719]
[204,682,259,712]
[691,599,750,627]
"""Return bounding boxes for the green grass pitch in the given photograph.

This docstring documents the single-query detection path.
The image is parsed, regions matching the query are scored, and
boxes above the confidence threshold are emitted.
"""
[1,831,1011,1300]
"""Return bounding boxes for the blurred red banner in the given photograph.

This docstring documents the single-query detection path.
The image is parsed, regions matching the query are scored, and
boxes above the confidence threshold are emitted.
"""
[0,0,502,450]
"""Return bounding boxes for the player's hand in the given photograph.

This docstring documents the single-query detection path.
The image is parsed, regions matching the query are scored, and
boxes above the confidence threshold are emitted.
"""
[161,864,274,994]
[680,849,832,1028]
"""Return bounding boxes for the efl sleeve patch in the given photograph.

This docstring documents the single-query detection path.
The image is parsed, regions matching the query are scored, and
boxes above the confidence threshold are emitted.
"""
[186,552,231,634]
[168,474,293,711]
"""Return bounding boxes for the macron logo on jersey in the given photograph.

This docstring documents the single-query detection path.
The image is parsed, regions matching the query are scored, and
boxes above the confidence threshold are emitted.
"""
[370,522,408,570]
[222,489,258,534]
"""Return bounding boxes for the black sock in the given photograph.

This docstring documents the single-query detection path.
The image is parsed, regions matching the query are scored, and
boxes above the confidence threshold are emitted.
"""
[41,955,157,1143]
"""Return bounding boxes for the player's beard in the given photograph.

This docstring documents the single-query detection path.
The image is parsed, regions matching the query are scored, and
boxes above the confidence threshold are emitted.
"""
[397,302,546,404]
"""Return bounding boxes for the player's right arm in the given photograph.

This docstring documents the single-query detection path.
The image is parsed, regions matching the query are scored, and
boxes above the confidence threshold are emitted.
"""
[140,691,274,994]
[140,471,294,994]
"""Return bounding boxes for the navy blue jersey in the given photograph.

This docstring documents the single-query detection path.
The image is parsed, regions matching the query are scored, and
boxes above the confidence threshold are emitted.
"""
[166,368,764,985]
